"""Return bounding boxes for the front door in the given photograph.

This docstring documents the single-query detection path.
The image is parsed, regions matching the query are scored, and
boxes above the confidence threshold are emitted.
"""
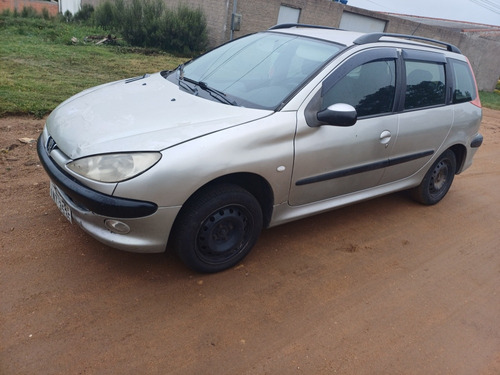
[289,49,400,206]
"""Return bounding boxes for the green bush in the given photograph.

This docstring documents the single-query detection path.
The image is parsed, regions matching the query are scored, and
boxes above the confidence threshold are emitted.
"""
[6,0,208,56]
[93,1,116,29]
[41,8,50,20]
[120,0,154,47]
[21,6,40,18]
[59,10,73,22]
[159,5,208,55]
[73,4,94,23]
[93,0,208,56]
[142,0,165,47]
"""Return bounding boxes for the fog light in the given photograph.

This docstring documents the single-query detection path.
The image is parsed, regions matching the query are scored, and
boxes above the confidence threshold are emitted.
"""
[105,219,130,234]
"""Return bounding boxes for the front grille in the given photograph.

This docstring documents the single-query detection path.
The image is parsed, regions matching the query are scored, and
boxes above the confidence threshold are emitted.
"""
[46,136,58,153]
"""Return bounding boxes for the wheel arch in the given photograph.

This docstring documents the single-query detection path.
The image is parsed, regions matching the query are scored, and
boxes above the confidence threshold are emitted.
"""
[449,143,467,174]
[175,172,274,230]
[209,173,274,228]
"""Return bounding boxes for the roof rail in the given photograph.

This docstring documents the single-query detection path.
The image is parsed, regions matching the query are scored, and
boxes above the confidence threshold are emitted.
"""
[353,32,461,53]
[269,23,338,31]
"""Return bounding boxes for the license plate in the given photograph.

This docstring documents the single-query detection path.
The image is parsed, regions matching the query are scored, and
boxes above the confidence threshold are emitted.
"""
[50,182,72,223]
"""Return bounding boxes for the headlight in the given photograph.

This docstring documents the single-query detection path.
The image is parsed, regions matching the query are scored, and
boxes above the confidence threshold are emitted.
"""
[67,152,162,182]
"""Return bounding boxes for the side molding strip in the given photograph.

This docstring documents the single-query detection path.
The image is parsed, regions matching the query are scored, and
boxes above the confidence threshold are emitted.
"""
[296,150,434,186]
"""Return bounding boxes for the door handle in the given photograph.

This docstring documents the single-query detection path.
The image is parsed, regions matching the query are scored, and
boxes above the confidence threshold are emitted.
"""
[379,130,392,147]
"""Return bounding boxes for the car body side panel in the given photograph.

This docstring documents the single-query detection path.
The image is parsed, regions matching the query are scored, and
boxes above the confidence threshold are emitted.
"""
[270,169,427,227]
[451,102,483,172]
[380,105,453,184]
[112,112,297,208]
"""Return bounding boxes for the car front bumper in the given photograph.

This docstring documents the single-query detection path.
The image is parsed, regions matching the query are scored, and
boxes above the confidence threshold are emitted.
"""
[37,131,180,253]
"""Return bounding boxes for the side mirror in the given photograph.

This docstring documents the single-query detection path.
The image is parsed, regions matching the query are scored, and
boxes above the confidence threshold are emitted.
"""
[317,103,357,127]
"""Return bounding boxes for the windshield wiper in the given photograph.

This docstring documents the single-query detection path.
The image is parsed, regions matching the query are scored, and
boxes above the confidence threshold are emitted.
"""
[178,78,197,94]
[176,64,237,106]
[177,63,185,80]
[182,76,237,106]
[175,64,197,94]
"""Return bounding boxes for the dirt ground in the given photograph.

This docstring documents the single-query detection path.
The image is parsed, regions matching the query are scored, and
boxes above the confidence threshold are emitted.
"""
[1,109,499,374]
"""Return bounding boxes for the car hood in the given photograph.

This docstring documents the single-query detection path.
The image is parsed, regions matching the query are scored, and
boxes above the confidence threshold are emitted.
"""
[46,72,272,159]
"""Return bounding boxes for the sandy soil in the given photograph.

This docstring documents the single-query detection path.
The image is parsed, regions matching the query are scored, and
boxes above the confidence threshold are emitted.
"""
[1,109,499,374]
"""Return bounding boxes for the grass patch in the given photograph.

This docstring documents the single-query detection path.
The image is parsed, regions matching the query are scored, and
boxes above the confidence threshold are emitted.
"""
[1,15,499,118]
[479,91,500,111]
[0,16,186,118]
[479,80,500,110]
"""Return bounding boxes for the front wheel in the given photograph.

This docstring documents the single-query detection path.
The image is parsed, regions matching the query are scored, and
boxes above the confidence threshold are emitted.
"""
[411,149,457,205]
[172,184,263,273]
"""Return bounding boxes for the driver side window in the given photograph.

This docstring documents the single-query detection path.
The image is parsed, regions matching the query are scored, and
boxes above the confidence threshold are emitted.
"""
[322,59,396,117]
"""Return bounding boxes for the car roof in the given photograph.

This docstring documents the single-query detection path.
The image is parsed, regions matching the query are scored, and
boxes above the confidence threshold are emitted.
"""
[268,26,363,46]
[267,24,462,54]
[269,27,365,46]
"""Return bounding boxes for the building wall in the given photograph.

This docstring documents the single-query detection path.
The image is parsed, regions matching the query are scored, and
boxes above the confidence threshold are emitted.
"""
[81,0,499,91]
[0,0,59,16]
[352,8,500,91]
[232,0,499,90]
[60,0,81,14]
[382,15,500,91]
[232,0,344,40]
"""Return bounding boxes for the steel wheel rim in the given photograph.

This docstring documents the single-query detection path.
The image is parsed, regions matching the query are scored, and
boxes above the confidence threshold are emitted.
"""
[429,159,450,195]
[196,204,253,264]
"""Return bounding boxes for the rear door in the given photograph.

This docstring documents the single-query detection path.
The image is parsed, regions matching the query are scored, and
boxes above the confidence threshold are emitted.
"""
[380,49,453,184]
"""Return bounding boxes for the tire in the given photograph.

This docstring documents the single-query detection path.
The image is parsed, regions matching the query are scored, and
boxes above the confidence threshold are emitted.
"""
[172,184,263,273]
[411,149,457,205]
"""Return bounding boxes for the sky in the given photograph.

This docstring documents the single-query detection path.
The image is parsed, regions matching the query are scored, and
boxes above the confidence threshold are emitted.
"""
[347,0,500,26]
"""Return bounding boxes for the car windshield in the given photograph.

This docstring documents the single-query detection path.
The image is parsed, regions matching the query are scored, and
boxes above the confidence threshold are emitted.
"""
[169,32,343,110]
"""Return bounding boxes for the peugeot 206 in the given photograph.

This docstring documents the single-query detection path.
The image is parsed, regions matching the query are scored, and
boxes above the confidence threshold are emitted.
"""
[38,24,483,273]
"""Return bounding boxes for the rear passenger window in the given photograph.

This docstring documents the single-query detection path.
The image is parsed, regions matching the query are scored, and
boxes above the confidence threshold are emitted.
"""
[322,59,396,117]
[404,61,445,110]
[450,59,477,104]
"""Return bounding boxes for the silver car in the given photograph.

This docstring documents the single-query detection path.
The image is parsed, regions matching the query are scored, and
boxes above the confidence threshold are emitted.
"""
[38,24,483,273]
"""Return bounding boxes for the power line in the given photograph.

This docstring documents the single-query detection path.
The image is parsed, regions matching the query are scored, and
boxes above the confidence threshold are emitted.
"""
[478,0,500,9]
[353,0,393,12]
[468,0,500,15]
[472,0,500,11]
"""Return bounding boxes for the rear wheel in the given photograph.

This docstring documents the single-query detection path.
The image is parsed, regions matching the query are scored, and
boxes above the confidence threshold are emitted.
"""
[172,184,263,273]
[411,149,457,205]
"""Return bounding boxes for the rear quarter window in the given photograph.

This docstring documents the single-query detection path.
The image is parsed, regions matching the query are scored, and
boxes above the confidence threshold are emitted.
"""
[450,59,477,104]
